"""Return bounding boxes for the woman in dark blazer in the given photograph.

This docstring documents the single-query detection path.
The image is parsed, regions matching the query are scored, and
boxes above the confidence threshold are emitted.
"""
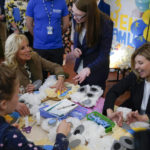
[72,0,113,90]
[103,43,150,126]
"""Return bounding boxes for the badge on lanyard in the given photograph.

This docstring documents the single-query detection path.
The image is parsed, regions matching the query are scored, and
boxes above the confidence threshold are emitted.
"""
[47,26,53,35]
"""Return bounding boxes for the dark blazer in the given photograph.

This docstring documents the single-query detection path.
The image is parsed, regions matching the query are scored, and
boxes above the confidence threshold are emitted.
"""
[98,0,110,16]
[0,0,5,15]
[0,0,6,22]
[103,72,150,119]
[74,13,113,90]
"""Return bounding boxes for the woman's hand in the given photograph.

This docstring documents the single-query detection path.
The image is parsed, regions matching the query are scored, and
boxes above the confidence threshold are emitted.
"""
[126,110,149,124]
[51,76,66,92]
[57,120,71,136]
[15,102,30,117]
[107,109,123,127]
[26,84,35,93]
[72,48,82,58]
[73,67,91,84]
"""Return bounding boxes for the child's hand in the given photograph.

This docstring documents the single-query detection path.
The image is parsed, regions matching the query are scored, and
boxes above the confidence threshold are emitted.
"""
[57,120,71,136]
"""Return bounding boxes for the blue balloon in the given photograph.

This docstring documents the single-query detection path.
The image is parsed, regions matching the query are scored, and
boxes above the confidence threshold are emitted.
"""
[131,20,147,36]
[132,36,146,48]
[135,0,150,12]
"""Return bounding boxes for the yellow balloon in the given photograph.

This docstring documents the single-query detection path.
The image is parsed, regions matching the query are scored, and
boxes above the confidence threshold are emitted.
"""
[142,9,150,25]
[143,26,150,42]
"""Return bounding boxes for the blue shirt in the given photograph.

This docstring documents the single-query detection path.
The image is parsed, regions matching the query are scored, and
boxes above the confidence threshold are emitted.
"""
[26,0,69,49]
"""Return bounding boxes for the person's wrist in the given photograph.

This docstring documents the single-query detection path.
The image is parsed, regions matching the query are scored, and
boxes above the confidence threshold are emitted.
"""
[57,75,65,82]
[107,109,113,117]
[85,67,91,76]
[141,114,149,122]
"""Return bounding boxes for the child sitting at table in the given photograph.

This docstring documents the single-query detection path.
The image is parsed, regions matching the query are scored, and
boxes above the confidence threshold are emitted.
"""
[0,64,71,150]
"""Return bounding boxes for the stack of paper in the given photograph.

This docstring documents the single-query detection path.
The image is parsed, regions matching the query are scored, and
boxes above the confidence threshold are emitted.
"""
[43,99,78,117]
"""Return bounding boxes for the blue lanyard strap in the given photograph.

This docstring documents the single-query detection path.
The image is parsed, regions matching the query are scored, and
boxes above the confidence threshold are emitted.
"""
[42,0,54,26]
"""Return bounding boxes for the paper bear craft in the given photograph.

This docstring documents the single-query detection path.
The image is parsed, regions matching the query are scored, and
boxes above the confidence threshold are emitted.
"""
[70,85,103,108]
[41,117,115,150]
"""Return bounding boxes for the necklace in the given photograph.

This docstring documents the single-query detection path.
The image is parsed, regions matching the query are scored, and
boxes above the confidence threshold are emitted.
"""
[42,0,54,35]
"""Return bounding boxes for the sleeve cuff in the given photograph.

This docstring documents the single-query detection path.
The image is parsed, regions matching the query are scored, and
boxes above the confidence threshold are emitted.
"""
[53,133,69,150]
[56,72,69,79]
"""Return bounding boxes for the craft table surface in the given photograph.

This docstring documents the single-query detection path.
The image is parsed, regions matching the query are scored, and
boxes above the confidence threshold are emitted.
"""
[21,100,130,150]
[22,99,90,150]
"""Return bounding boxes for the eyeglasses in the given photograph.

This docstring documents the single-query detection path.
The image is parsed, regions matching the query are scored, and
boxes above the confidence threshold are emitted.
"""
[71,10,86,20]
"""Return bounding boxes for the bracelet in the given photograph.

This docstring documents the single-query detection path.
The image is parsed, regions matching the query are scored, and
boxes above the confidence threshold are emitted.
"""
[58,75,65,79]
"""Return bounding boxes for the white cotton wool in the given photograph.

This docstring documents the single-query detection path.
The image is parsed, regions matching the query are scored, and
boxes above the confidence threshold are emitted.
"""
[66,117,82,133]
[69,134,86,146]
[130,121,149,128]
[70,85,103,107]
[41,117,115,149]
[88,135,114,150]
[41,118,52,132]
[82,120,106,142]
[116,107,132,121]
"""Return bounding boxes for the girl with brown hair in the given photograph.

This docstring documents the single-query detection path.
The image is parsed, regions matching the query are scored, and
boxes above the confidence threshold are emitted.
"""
[72,0,113,90]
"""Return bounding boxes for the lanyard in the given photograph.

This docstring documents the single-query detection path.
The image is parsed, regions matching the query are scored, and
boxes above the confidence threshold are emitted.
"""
[42,0,54,26]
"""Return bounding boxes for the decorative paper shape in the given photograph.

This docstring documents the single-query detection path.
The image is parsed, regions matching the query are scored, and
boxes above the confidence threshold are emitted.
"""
[131,20,147,36]
[132,36,146,48]
[135,0,150,12]
[13,7,21,22]
[142,9,150,25]
[143,26,150,41]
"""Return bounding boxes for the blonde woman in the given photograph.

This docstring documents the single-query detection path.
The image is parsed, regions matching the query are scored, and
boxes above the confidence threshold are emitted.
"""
[103,43,150,127]
[4,33,67,93]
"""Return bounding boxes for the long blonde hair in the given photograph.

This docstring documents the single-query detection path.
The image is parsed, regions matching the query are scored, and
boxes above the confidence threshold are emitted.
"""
[131,43,150,79]
[4,33,28,69]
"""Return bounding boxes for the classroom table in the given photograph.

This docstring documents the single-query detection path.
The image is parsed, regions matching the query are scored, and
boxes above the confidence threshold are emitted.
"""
[20,100,132,150]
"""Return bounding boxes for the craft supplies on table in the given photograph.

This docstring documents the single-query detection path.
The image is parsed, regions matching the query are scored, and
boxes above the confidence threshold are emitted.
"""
[122,122,135,135]
[43,145,71,150]
[111,136,134,150]
[58,87,72,97]
[40,99,78,119]
[87,111,115,133]
[4,111,20,124]
[33,80,42,91]
[68,105,88,120]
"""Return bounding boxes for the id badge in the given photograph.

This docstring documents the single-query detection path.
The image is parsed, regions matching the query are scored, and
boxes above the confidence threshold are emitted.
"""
[47,26,53,35]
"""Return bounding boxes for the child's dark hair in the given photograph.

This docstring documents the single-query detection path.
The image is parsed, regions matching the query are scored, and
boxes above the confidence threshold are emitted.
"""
[0,64,18,101]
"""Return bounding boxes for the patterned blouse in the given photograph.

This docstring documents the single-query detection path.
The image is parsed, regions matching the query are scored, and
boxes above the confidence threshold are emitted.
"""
[5,0,29,33]
[62,0,73,54]
[0,116,69,150]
